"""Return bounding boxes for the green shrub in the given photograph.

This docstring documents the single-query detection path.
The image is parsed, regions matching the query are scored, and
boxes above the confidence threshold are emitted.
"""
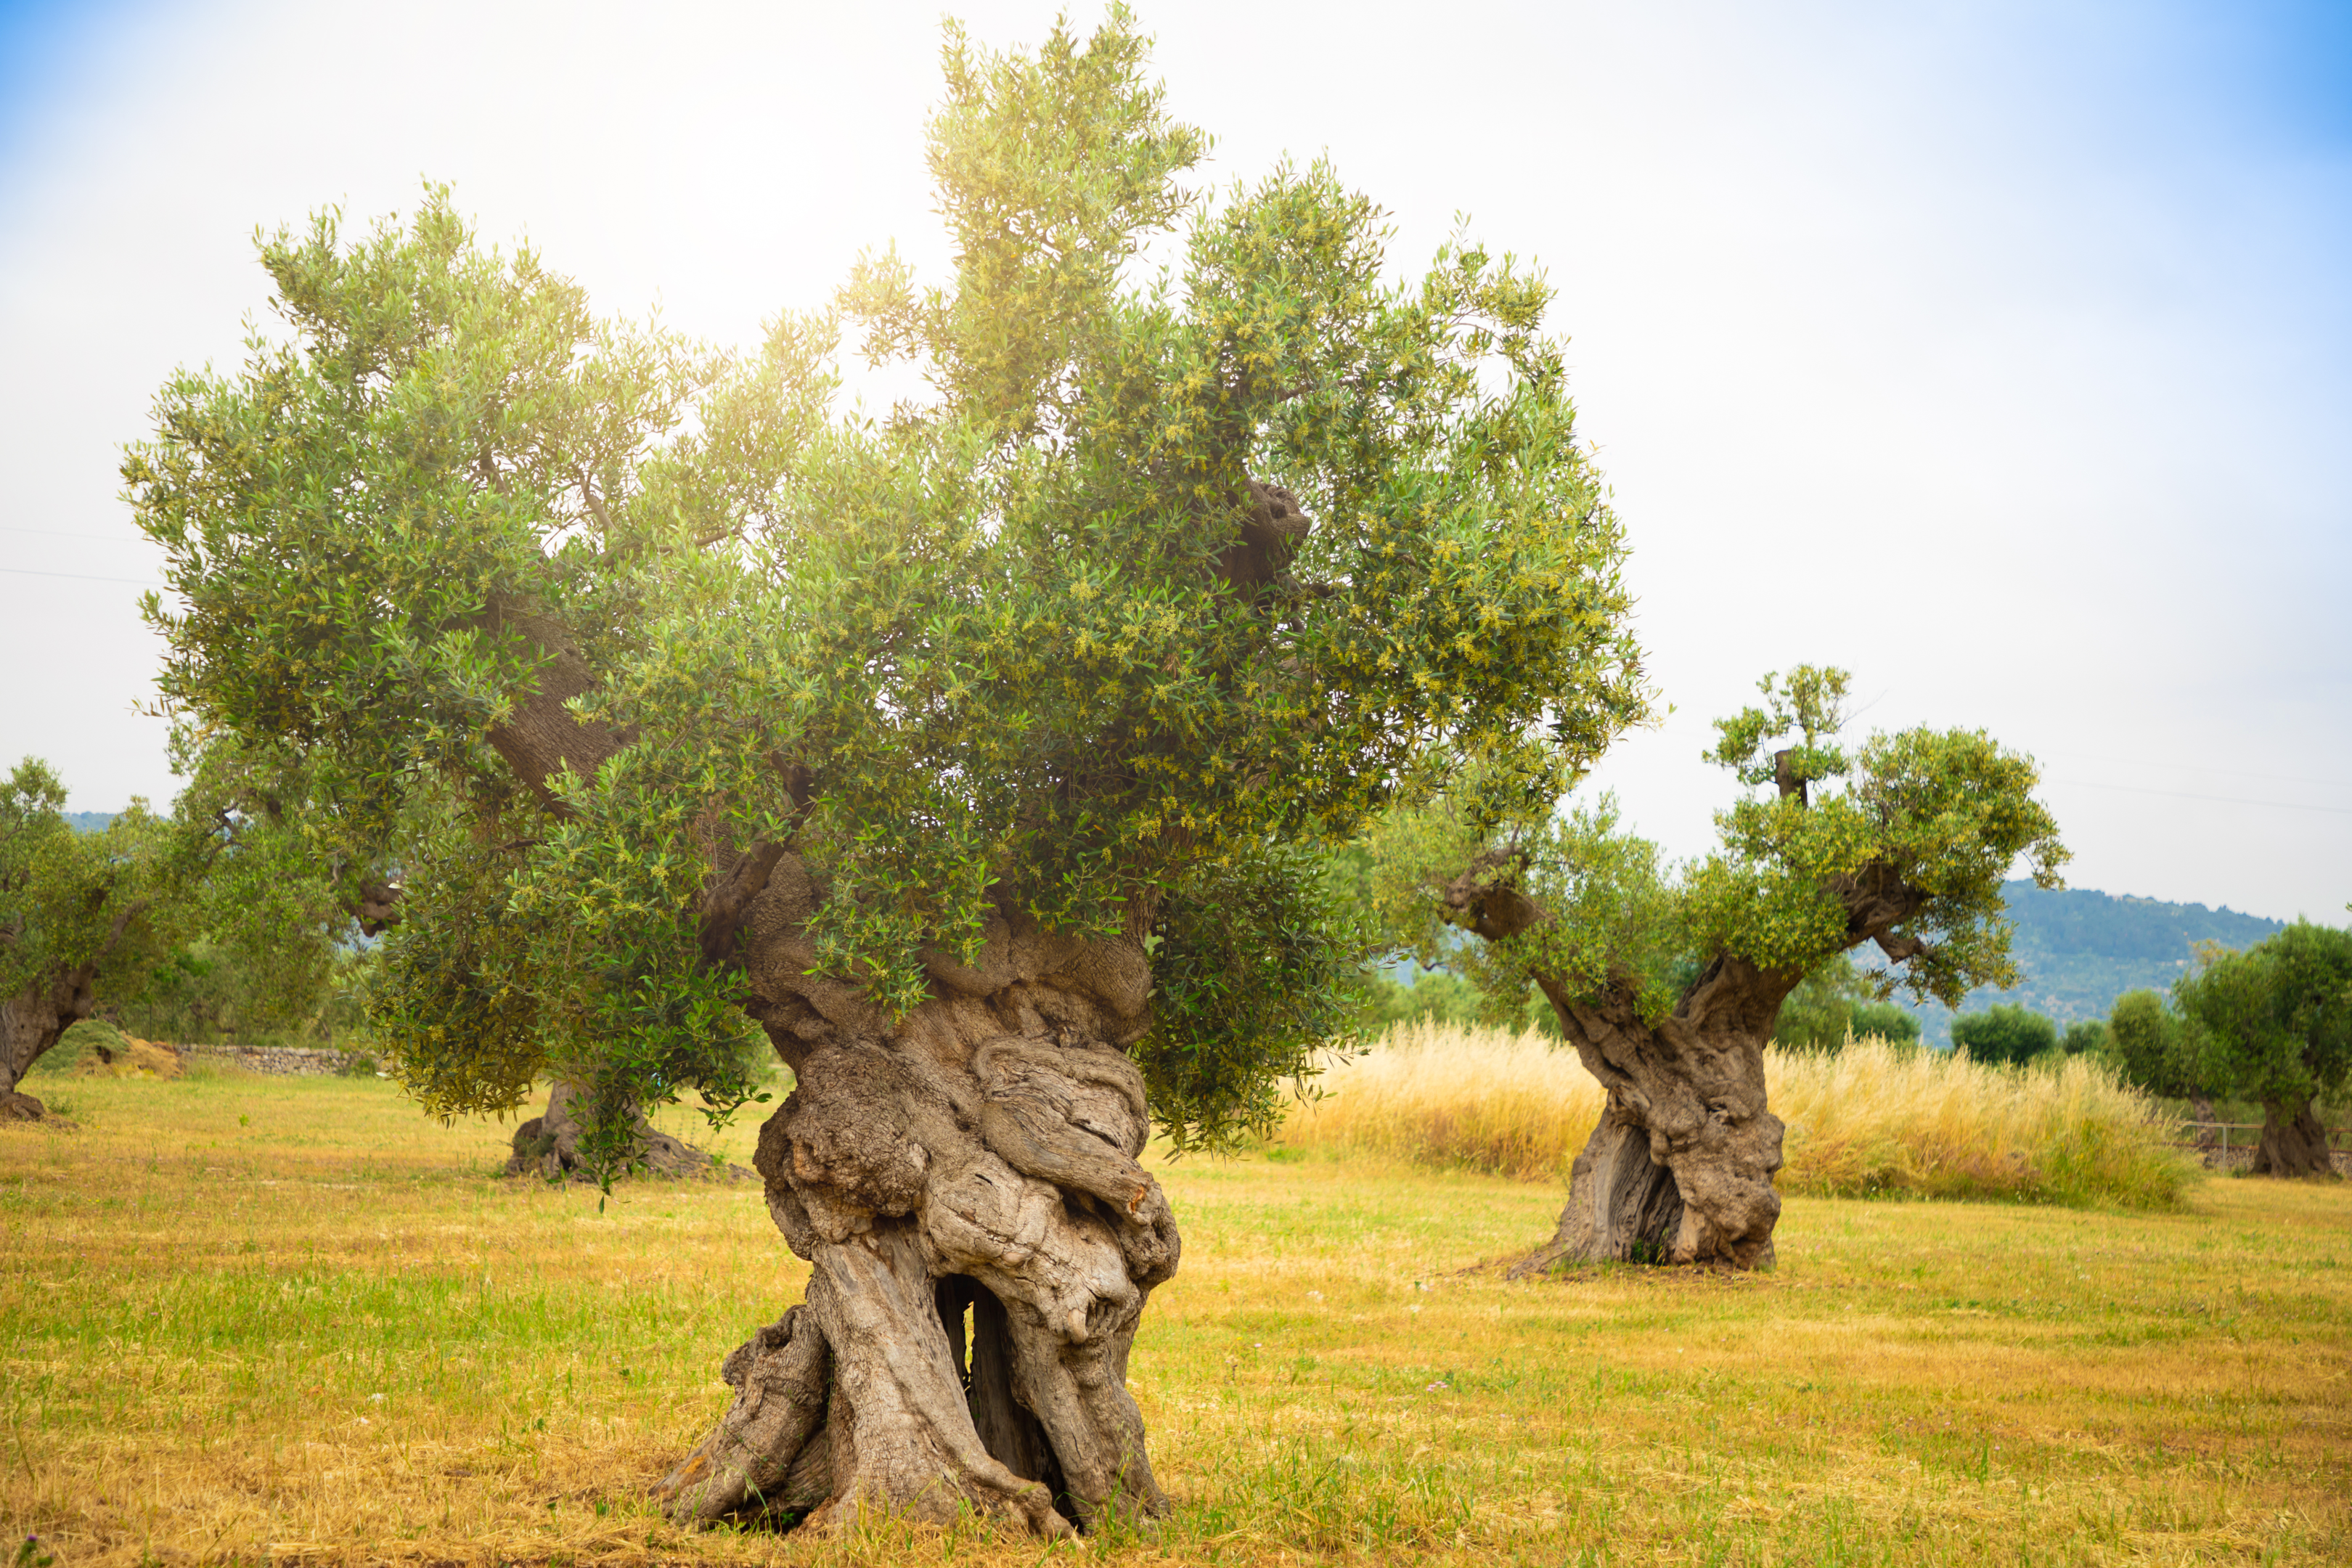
[2062,1018,2110,1055]
[30,1018,129,1077]
[1952,1004,2058,1066]
[1850,1000,1922,1046]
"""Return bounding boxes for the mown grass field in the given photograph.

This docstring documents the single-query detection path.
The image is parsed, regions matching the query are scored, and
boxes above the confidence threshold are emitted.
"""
[4,1069,2348,1567]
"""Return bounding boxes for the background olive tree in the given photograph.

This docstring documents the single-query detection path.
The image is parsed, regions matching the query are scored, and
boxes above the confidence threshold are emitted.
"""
[1950,1003,2059,1065]
[1370,664,2065,1270]
[2171,922,2352,1176]
[0,745,373,1111]
[0,761,188,1116]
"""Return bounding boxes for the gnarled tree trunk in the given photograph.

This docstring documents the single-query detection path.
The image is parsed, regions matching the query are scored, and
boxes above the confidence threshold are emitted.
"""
[653,858,1175,1535]
[1511,958,1792,1273]
[505,1079,730,1181]
[1,983,65,1119]
[2250,1099,2335,1177]
[1,946,122,1122]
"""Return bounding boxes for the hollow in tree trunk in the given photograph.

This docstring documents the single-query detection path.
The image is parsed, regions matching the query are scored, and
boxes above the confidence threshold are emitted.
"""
[655,857,1176,1535]
[2250,1099,2335,1177]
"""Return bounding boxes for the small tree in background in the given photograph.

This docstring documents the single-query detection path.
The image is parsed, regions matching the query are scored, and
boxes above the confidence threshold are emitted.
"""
[2,749,396,1116]
[2061,1018,2109,1056]
[1950,1003,2059,1066]
[2106,987,2213,1124]
[0,761,189,1116]
[1371,664,2065,1272]
[1852,998,1924,1045]
[2173,922,2352,1177]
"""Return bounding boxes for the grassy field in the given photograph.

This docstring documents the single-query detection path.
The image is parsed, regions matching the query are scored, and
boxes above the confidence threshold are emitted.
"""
[4,1070,2348,1567]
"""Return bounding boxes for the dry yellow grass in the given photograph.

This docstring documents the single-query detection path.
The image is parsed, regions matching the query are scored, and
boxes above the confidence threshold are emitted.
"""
[1283,1024,2194,1206]
[1283,1019,1604,1181]
[4,1068,2345,1567]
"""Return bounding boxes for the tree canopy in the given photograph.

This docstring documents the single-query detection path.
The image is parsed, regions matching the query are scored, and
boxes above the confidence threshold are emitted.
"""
[126,8,1651,1164]
[1369,665,2067,1028]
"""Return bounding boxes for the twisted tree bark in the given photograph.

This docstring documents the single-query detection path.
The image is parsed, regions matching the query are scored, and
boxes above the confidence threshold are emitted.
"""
[2250,1101,2334,1177]
[1514,957,1794,1273]
[653,860,1175,1534]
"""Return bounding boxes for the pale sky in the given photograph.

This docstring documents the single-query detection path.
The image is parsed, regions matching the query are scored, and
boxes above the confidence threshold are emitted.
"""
[2,0,2346,921]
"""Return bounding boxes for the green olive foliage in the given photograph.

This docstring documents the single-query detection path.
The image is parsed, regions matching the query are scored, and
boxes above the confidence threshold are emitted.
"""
[1949,1003,2059,1066]
[2061,1018,2109,1056]
[1370,666,2067,1024]
[2106,988,2202,1098]
[127,12,1650,1155]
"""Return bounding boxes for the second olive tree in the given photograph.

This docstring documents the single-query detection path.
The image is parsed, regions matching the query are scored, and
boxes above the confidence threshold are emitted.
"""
[1371,665,2065,1271]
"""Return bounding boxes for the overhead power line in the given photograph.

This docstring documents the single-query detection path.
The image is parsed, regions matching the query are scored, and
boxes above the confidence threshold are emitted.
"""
[0,524,155,544]
[0,566,163,587]
[2051,778,2352,817]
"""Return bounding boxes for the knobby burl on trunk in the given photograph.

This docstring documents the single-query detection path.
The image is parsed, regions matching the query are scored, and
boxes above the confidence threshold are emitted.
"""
[483,608,1177,1536]
[1442,787,1936,1275]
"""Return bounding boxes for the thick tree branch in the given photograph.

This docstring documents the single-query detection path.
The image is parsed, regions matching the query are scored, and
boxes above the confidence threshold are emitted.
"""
[353,879,402,937]
[698,842,791,969]
[1435,849,1546,944]
[1772,748,1807,805]
[477,595,629,817]
[1872,931,1927,963]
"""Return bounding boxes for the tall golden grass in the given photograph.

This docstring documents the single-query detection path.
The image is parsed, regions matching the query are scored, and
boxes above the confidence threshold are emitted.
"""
[1282,1021,2195,1207]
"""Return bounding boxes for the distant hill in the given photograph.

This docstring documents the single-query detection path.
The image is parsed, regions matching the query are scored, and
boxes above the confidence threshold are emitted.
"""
[64,811,115,834]
[1891,881,2286,1046]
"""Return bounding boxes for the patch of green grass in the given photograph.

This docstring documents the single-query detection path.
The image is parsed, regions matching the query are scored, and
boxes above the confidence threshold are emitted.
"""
[2,1073,2347,1565]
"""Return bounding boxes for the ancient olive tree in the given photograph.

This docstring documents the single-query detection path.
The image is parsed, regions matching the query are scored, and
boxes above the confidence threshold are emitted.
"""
[2172,922,2352,1177]
[1371,664,2065,1271]
[127,15,1647,1533]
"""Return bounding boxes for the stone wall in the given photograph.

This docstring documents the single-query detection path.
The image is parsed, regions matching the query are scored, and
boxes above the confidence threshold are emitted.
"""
[172,1044,362,1077]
